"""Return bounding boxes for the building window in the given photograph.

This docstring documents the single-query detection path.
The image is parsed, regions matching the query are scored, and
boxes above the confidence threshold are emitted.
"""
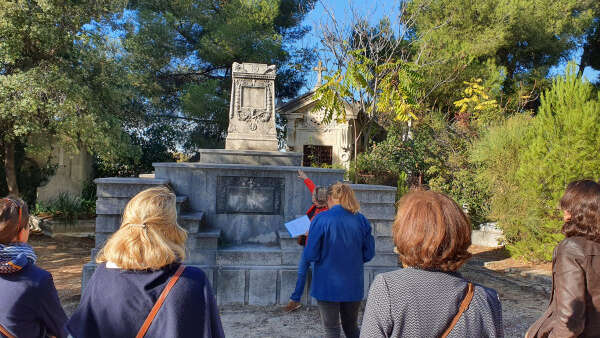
[303,145,333,167]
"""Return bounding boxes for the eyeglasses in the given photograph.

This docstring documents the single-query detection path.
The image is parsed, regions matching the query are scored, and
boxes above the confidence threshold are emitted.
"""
[3,198,25,231]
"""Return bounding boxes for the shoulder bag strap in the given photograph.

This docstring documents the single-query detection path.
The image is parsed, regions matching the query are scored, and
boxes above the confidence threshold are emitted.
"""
[136,265,186,338]
[0,323,15,338]
[440,282,474,338]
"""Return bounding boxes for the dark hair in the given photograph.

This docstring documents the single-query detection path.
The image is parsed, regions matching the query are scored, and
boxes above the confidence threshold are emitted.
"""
[0,197,30,244]
[313,186,328,206]
[393,190,471,271]
[560,180,600,242]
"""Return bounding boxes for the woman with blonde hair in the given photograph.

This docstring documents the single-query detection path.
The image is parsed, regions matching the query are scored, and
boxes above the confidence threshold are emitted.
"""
[303,182,375,338]
[360,190,503,337]
[67,186,224,338]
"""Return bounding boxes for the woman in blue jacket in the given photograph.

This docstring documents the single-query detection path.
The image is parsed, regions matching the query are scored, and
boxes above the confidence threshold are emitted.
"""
[303,182,375,338]
[0,197,67,338]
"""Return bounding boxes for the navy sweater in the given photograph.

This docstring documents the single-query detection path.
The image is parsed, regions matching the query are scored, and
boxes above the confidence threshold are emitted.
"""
[67,263,224,338]
[303,205,375,302]
[0,264,68,338]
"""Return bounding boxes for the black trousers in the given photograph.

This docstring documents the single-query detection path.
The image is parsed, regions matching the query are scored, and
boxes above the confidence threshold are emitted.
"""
[317,300,361,338]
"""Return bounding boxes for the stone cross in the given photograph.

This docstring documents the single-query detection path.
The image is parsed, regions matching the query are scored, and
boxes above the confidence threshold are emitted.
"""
[313,61,327,88]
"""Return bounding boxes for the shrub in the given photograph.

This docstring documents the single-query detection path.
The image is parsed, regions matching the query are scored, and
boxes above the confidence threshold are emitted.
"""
[474,64,600,261]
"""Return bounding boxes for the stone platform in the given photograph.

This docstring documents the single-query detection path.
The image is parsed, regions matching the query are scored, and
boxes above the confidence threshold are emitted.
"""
[197,149,302,166]
[83,168,399,306]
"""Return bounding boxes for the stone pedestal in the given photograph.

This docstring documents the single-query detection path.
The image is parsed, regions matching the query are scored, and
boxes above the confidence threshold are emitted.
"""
[197,149,302,166]
[226,62,278,151]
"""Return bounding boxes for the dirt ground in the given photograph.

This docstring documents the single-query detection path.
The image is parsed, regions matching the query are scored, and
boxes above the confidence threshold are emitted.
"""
[30,235,550,337]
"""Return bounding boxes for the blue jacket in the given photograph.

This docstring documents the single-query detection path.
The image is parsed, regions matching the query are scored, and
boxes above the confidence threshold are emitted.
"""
[0,264,67,338]
[67,263,224,338]
[303,205,375,301]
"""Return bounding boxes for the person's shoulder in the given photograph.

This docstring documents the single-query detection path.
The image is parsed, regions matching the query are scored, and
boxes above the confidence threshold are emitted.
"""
[559,236,600,256]
[180,266,211,288]
[20,264,53,284]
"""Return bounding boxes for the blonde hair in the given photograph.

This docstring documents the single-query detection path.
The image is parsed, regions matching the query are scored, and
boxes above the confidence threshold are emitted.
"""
[327,182,360,213]
[97,186,188,270]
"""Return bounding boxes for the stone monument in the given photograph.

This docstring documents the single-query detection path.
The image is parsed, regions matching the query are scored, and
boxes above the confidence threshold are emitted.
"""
[226,62,278,151]
[84,62,399,307]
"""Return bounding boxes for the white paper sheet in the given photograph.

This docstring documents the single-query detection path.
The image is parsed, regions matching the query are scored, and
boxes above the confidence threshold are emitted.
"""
[284,215,311,238]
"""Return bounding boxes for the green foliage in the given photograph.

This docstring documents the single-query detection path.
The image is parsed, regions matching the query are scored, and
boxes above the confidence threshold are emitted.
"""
[34,192,95,222]
[474,63,600,261]
[314,49,423,125]
[118,0,317,150]
[406,0,597,110]
[0,0,139,195]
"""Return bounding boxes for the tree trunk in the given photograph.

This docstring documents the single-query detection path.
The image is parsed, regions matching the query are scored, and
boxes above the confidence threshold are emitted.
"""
[4,141,19,196]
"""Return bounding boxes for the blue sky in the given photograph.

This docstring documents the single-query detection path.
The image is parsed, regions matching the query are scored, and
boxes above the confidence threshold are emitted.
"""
[296,0,599,92]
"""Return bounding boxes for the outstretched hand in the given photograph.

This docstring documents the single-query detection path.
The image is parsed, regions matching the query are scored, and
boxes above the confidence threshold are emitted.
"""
[297,169,308,180]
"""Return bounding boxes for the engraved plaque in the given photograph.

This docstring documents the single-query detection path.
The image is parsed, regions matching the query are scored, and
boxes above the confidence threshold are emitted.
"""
[242,87,266,109]
[216,176,284,215]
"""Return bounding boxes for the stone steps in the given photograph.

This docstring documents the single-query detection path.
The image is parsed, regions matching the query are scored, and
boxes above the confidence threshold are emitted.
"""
[179,211,206,234]
[186,230,221,250]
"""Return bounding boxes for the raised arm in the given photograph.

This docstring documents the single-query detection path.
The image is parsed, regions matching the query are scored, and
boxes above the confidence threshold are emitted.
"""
[298,169,316,193]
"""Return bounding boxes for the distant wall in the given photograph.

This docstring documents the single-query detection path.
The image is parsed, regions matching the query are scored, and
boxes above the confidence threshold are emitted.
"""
[37,147,93,202]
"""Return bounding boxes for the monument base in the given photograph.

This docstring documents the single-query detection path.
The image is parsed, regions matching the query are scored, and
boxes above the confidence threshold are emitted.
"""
[225,136,278,152]
[198,149,302,166]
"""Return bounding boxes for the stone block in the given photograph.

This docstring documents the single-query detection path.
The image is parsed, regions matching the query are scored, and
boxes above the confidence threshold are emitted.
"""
[354,190,396,204]
[216,247,282,266]
[95,215,121,232]
[184,250,217,265]
[279,269,308,305]
[186,232,220,250]
[360,203,396,221]
[248,270,277,305]
[180,212,205,234]
[95,178,169,198]
[471,229,504,247]
[372,220,393,236]
[198,149,302,166]
[217,269,246,305]
[281,250,302,266]
[375,236,395,253]
[365,253,399,267]
[95,232,111,248]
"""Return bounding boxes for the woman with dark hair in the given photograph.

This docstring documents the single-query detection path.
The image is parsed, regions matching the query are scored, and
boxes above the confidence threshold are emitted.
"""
[0,197,67,338]
[527,180,600,337]
[303,182,375,338]
[360,190,503,337]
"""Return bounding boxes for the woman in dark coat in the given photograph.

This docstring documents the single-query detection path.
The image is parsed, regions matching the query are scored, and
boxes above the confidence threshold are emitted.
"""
[527,180,600,337]
[0,197,67,338]
[67,187,224,338]
[303,182,375,338]
[360,190,503,338]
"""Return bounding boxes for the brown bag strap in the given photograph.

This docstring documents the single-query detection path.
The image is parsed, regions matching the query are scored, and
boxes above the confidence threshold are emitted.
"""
[440,282,474,338]
[136,265,186,338]
[0,323,15,338]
